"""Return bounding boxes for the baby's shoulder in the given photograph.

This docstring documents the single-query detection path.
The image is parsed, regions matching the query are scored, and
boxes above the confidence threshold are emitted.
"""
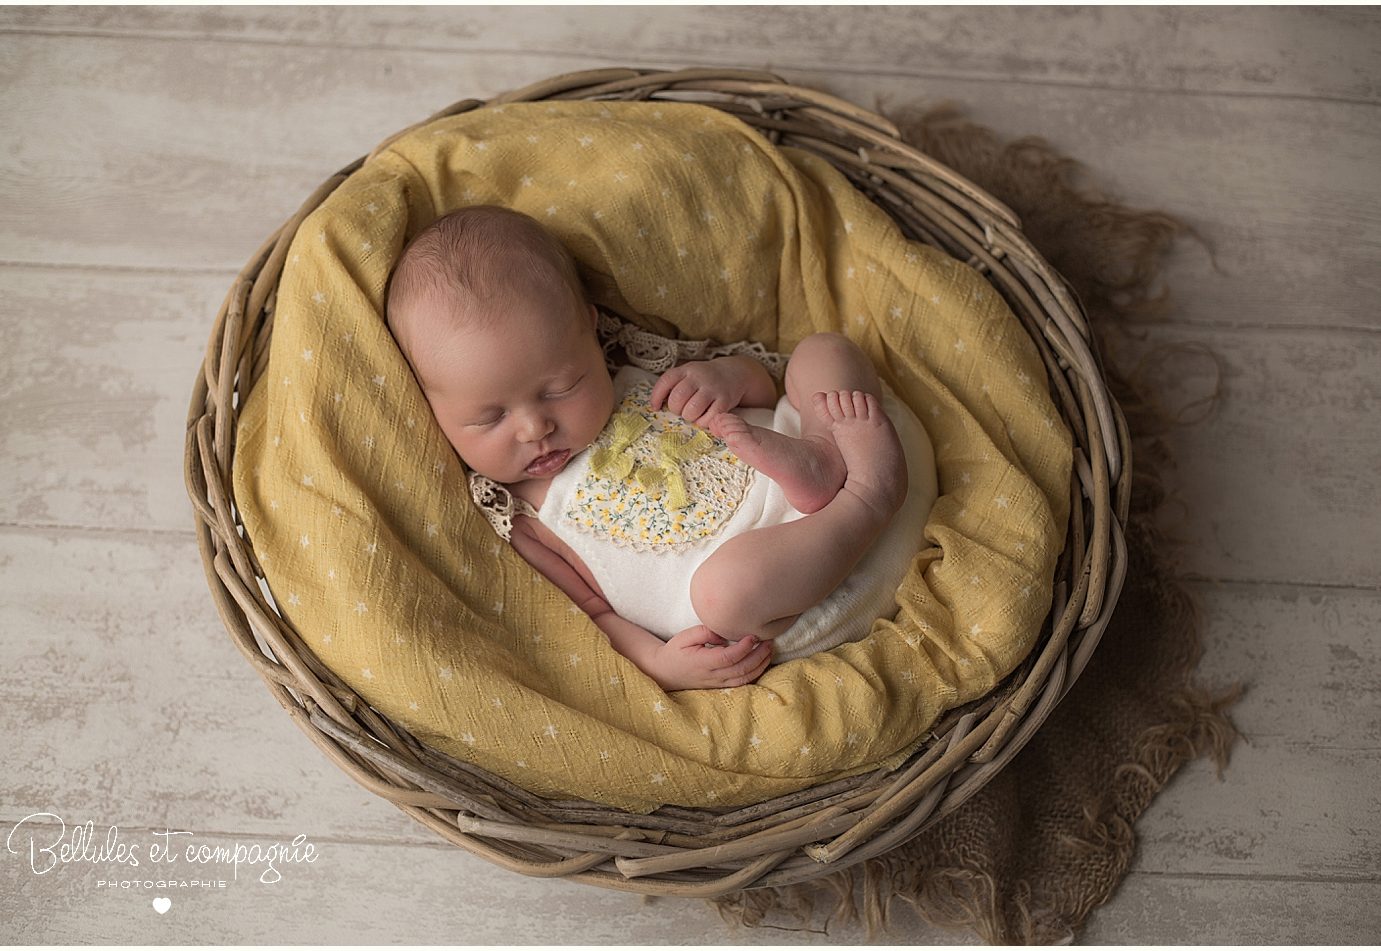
[509,478,551,513]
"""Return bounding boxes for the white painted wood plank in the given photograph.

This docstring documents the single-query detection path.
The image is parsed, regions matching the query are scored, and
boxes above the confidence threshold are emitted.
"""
[1131,582,1381,880]
[3,5,1376,102]
[0,267,210,533]
[1082,874,1381,943]
[0,529,431,845]
[814,69,1381,337]
[1112,323,1381,589]
[5,263,1375,589]
[3,530,1377,884]
[1,35,1375,334]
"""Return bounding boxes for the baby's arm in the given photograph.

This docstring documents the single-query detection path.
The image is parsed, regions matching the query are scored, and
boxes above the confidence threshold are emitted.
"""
[649,355,778,425]
[510,518,772,690]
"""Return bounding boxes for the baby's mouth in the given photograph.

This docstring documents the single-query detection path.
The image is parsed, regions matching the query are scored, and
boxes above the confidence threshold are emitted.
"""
[525,448,571,477]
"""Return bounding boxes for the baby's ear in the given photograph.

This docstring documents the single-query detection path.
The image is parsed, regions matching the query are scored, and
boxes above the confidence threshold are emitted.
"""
[588,303,599,330]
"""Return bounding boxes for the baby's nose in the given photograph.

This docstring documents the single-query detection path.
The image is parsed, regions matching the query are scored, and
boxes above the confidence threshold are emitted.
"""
[517,410,555,441]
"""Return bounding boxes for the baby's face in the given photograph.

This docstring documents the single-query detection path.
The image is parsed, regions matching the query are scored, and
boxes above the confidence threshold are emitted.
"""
[415,292,615,486]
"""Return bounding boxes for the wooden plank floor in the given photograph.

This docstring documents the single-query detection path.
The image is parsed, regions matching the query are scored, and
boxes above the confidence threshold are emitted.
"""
[2,6,1377,944]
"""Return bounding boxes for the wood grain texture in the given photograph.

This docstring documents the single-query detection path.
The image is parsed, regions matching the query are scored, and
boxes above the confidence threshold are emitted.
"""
[4,5,1377,101]
[1130,583,1381,880]
[1082,875,1381,944]
[1,33,1378,334]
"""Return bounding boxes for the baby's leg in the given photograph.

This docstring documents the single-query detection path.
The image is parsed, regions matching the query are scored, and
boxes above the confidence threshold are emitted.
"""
[691,390,908,640]
[708,333,885,514]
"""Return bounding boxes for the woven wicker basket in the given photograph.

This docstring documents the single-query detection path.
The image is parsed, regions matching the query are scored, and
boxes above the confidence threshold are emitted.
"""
[185,67,1129,897]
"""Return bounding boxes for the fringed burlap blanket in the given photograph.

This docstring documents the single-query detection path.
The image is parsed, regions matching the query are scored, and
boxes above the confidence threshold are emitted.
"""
[711,106,1244,944]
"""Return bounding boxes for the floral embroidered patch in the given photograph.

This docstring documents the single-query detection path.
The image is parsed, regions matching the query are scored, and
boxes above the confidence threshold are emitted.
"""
[561,380,754,551]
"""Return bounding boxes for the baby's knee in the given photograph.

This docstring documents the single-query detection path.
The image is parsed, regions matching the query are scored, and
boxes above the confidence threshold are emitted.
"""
[785,333,875,396]
[790,332,862,370]
[690,553,764,638]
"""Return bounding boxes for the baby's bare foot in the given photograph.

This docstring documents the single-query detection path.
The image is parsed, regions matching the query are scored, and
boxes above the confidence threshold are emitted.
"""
[707,413,846,514]
[811,390,908,522]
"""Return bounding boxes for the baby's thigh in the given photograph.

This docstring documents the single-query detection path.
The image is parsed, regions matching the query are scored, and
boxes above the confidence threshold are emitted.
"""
[688,530,810,638]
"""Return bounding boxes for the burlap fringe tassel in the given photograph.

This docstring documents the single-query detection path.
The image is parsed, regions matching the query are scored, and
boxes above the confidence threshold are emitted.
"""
[709,105,1244,945]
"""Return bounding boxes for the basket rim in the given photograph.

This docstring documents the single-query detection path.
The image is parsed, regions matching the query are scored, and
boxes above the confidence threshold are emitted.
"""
[184,65,1131,897]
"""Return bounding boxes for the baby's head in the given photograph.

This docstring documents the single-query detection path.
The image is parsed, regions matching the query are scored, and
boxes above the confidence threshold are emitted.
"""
[386,205,615,485]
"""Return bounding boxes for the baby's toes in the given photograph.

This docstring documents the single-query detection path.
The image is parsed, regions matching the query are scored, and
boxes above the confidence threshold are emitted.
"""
[707,413,743,440]
[853,391,877,420]
[810,390,833,427]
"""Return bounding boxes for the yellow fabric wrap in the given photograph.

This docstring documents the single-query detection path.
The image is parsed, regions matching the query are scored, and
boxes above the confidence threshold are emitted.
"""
[232,101,1072,813]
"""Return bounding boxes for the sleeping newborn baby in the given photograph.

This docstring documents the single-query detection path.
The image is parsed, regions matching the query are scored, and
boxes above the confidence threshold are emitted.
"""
[387,205,931,691]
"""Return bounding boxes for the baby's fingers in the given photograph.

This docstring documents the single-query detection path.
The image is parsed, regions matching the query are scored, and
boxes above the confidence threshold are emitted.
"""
[716,635,761,666]
[719,641,773,686]
[649,368,685,411]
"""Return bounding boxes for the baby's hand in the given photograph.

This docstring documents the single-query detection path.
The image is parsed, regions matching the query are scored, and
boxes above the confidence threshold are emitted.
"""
[647,625,773,691]
[649,359,748,427]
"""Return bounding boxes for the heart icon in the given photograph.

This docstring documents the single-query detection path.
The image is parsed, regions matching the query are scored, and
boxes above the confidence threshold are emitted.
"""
[152,897,171,915]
